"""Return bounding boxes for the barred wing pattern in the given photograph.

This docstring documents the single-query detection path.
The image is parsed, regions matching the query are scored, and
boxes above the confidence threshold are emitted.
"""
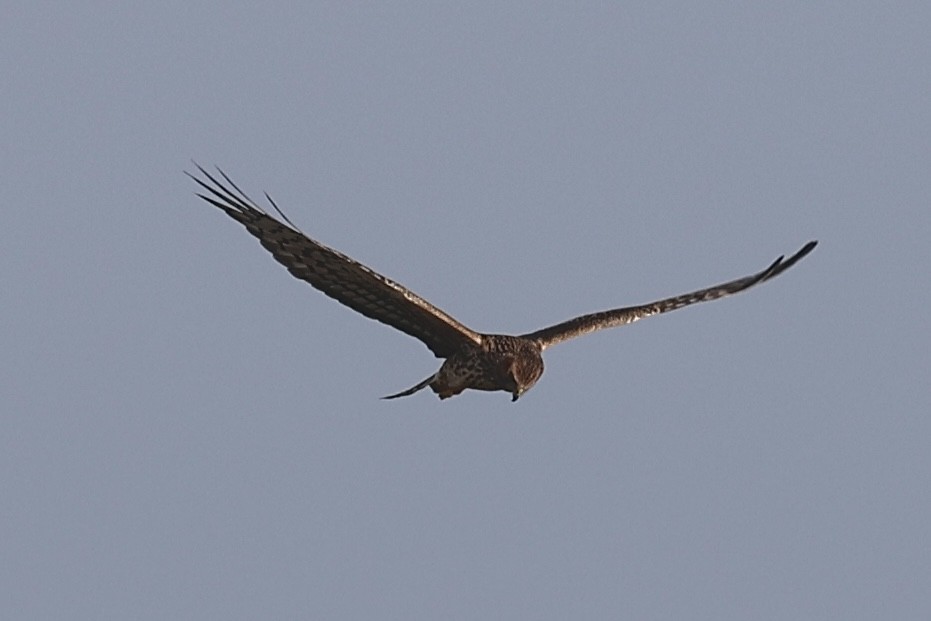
[188,165,483,358]
[523,241,817,350]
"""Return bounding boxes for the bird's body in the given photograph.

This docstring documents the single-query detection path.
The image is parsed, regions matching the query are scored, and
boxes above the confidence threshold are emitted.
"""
[189,165,816,402]
[391,335,545,402]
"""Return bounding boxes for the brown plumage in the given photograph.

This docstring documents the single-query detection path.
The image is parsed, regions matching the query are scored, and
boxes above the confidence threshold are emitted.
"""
[189,165,817,402]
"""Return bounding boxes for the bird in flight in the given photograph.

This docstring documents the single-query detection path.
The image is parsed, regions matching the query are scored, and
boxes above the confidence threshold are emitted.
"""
[188,165,816,402]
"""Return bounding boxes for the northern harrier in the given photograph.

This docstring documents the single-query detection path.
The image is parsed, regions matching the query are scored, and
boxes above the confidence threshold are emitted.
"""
[189,165,816,402]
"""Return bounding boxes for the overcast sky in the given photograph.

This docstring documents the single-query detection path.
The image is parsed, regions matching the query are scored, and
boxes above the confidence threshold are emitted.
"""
[3,2,929,619]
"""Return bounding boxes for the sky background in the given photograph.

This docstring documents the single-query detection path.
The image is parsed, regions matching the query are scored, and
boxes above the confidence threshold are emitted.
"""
[3,2,930,619]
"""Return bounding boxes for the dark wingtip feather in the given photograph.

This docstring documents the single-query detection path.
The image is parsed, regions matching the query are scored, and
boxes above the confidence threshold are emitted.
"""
[381,374,434,399]
[766,240,818,280]
[264,191,301,231]
[184,164,308,234]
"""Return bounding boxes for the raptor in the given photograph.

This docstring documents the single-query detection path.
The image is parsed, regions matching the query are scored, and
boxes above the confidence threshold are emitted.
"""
[189,165,816,402]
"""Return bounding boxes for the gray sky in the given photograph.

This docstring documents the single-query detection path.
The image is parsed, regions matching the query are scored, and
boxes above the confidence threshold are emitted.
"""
[3,2,929,619]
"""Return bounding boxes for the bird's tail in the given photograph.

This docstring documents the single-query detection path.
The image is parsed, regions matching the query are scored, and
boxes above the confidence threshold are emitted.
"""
[381,374,435,400]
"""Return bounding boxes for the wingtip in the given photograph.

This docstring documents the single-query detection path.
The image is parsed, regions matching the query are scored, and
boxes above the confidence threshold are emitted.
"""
[793,240,819,261]
[381,374,435,400]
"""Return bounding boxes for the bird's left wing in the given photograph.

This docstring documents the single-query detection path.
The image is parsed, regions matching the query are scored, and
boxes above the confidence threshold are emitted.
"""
[188,165,483,358]
[522,241,817,350]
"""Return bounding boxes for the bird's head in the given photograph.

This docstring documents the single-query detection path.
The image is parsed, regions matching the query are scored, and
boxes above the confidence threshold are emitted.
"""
[508,353,544,402]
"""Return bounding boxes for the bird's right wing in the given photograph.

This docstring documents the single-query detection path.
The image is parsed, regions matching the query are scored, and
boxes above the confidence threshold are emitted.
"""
[522,241,817,350]
[188,165,483,358]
